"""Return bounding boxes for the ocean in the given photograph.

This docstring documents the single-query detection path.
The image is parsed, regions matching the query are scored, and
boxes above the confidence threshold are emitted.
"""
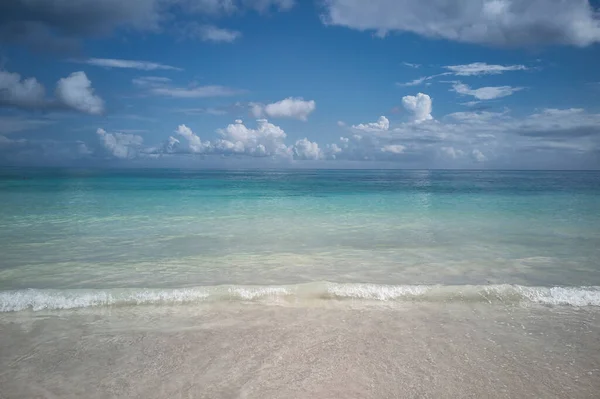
[1,168,599,398]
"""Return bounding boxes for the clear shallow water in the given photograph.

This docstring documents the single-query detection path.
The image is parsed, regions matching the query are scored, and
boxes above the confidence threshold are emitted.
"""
[1,168,600,310]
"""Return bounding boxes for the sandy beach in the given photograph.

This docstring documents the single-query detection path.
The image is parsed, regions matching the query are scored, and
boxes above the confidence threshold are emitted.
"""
[2,302,599,398]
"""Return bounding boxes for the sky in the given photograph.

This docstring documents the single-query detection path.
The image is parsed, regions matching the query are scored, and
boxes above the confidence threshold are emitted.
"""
[0,0,599,169]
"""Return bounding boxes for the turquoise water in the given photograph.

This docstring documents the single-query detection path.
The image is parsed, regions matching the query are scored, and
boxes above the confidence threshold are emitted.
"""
[1,168,600,310]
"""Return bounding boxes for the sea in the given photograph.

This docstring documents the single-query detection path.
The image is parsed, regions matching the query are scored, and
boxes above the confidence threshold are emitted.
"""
[1,168,599,398]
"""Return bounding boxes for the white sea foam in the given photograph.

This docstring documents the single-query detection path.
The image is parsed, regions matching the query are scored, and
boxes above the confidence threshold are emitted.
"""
[1,283,599,312]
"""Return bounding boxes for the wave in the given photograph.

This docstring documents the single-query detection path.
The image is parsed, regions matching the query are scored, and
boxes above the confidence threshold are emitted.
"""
[1,283,599,312]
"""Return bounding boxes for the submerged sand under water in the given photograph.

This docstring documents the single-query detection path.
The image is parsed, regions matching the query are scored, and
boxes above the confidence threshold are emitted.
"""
[1,302,599,398]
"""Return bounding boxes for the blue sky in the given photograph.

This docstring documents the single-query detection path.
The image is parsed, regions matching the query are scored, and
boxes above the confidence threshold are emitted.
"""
[1,0,599,169]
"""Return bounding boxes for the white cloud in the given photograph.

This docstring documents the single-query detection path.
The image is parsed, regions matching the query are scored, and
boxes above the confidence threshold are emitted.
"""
[381,144,405,154]
[338,92,600,166]
[93,97,600,168]
[472,149,487,162]
[402,93,432,122]
[252,97,316,121]
[444,62,528,76]
[441,146,465,159]
[175,107,229,116]
[80,58,182,71]
[0,69,104,114]
[174,124,212,153]
[447,110,507,121]
[215,119,290,156]
[0,69,46,109]
[352,116,390,132]
[396,72,452,87]
[133,76,244,98]
[396,77,428,87]
[461,101,482,107]
[452,82,523,100]
[293,138,322,160]
[337,120,346,127]
[198,25,241,42]
[178,23,242,43]
[56,72,104,115]
[96,128,143,159]
[153,85,242,98]
[402,62,420,68]
[326,143,343,159]
[321,0,600,47]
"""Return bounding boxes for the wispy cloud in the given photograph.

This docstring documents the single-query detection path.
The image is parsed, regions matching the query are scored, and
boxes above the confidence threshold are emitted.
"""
[133,76,245,98]
[397,62,530,88]
[174,107,229,116]
[178,23,242,43]
[151,86,244,98]
[402,62,421,68]
[396,72,451,87]
[444,62,528,76]
[396,77,429,87]
[79,58,182,71]
[452,82,524,100]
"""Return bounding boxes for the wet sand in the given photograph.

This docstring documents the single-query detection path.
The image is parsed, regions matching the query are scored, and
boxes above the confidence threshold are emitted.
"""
[1,303,599,398]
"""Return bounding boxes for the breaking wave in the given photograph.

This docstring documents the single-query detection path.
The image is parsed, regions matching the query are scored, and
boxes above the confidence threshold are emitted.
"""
[1,283,599,312]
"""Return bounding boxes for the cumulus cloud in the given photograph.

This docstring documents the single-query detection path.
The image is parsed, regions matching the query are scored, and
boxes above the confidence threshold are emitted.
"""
[441,146,465,159]
[56,72,104,115]
[0,69,46,109]
[15,95,599,168]
[80,58,182,71]
[96,128,143,159]
[352,116,390,132]
[215,119,289,156]
[401,93,433,122]
[472,149,487,162]
[321,0,600,47]
[251,97,316,121]
[381,144,405,154]
[444,62,528,76]
[151,119,330,161]
[1,69,104,114]
[174,124,213,153]
[452,82,523,100]
[338,89,600,167]
[293,138,322,160]
[352,115,390,132]
[133,76,244,98]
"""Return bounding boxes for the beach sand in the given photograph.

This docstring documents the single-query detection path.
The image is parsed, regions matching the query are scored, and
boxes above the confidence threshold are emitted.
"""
[1,302,599,398]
